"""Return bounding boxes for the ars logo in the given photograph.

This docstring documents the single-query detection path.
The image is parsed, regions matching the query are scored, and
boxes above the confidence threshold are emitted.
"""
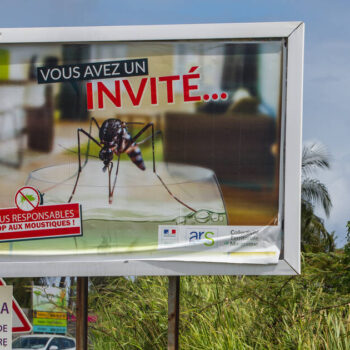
[187,229,217,247]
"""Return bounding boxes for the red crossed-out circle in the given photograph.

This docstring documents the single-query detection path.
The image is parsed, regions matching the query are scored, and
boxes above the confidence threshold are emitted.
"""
[15,186,40,212]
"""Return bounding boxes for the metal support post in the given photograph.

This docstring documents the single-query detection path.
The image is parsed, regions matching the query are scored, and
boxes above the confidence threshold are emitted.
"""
[76,276,88,350]
[168,276,180,350]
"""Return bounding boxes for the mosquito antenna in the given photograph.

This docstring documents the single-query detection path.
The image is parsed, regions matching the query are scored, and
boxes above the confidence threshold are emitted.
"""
[58,144,99,159]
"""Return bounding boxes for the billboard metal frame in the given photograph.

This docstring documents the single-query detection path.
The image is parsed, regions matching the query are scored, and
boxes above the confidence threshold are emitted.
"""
[0,22,304,276]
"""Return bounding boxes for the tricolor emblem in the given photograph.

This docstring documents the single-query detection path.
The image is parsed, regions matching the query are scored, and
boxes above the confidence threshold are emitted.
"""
[163,228,177,235]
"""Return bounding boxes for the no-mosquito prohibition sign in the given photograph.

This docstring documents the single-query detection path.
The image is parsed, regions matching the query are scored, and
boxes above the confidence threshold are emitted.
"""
[0,187,83,242]
[15,187,40,212]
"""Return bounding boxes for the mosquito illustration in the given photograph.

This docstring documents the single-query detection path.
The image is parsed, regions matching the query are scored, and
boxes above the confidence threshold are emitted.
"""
[67,117,196,212]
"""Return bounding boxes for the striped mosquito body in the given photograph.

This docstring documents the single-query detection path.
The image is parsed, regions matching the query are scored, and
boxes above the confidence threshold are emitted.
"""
[125,144,145,170]
[67,117,196,211]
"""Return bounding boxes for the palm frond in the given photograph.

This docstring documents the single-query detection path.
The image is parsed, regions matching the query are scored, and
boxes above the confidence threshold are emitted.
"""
[302,143,330,176]
[301,178,332,217]
[301,142,333,252]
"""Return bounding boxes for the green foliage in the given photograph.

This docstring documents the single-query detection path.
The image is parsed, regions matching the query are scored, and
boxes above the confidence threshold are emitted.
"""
[342,222,350,288]
[89,253,350,349]
[301,202,336,253]
[345,222,350,256]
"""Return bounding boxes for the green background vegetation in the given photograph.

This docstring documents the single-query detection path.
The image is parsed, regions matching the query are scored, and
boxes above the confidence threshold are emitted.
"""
[89,250,350,349]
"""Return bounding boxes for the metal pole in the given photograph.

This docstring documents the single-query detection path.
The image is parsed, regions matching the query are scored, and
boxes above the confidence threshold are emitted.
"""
[76,277,88,350]
[168,276,180,350]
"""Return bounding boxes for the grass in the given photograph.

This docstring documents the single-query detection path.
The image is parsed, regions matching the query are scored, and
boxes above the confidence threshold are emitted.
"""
[88,253,350,349]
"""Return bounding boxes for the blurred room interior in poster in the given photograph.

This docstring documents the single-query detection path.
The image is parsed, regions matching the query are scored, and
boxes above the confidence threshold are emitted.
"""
[0,39,285,263]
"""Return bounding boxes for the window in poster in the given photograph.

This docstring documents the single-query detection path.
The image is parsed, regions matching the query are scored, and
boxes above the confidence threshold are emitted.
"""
[0,22,303,276]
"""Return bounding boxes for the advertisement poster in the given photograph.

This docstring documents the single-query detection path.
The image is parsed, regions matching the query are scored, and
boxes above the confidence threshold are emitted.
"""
[32,286,67,334]
[0,39,285,264]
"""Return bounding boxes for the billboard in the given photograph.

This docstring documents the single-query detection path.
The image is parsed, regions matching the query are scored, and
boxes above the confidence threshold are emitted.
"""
[0,22,304,276]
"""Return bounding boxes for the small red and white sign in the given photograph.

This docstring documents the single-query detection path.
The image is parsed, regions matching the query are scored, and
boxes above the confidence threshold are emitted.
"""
[0,187,82,242]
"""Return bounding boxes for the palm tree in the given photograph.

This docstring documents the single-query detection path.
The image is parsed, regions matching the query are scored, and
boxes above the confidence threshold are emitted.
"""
[301,143,334,252]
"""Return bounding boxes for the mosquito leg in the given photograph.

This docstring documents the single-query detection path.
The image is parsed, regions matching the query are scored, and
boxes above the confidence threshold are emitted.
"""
[91,117,100,130]
[107,162,114,204]
[84,117,101,167]
[110,154,120,203]
[135,130,161,146]
[132,123,196,213]
[68,128,101,203]
[68,130,82,203]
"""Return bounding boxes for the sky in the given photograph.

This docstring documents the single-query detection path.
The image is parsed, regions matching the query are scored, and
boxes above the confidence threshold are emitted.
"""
[0,0,349,245]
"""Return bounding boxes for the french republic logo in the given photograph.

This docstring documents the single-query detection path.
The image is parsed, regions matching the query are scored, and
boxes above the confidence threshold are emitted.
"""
[0,186,82,242]
[163,228,177,236]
